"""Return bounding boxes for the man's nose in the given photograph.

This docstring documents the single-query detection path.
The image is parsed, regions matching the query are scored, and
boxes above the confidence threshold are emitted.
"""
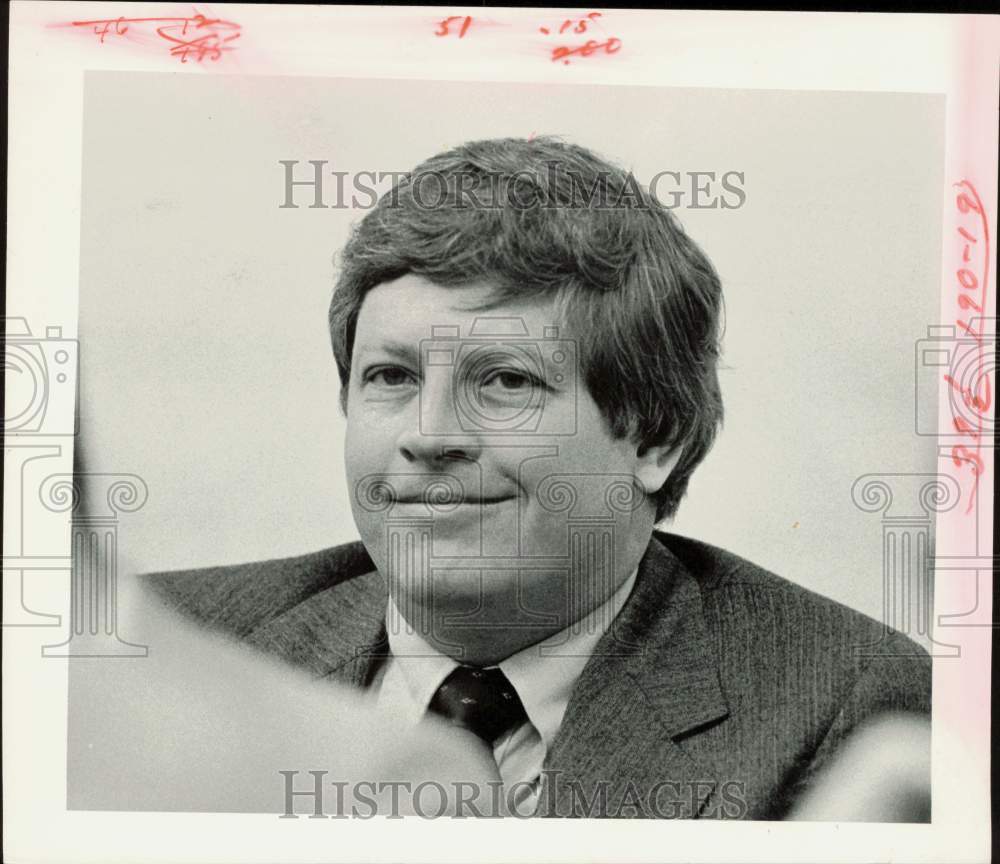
[396,374,482,464]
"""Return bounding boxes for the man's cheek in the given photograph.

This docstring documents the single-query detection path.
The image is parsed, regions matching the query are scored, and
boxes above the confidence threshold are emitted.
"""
[344,414,383,474]
[344,445,381,541]
[515,503,566,558]
[350,504,390,576]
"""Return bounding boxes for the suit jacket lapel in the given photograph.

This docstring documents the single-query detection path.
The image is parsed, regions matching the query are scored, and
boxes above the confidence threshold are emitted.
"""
[241,538,730,817]
[244,569,389,687]
[540,537,731,818]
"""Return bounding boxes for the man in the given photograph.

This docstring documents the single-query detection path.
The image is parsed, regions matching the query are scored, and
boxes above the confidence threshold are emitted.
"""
[148,137,930,819]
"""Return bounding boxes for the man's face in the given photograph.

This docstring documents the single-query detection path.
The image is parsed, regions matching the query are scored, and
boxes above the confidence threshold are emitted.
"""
[344,274,660,654]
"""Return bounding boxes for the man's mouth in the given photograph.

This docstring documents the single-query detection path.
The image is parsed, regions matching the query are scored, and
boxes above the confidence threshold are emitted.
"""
[393,495,514,505]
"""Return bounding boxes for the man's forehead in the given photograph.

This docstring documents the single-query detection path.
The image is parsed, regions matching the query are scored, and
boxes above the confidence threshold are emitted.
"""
[353,275,566,345]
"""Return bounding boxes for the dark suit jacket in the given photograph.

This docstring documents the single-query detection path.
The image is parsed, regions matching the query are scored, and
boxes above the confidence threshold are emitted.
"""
[146,531,931,820]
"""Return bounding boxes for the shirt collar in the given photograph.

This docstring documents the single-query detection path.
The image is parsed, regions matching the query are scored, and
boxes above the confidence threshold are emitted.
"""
[383,568,639,749]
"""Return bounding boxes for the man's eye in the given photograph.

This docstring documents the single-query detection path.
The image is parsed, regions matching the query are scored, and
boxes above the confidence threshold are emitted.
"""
[480,369,538,391]
[366,366,414,387]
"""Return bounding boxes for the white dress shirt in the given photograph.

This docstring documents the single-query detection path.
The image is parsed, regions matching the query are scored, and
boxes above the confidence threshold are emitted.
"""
[373,568,638,814]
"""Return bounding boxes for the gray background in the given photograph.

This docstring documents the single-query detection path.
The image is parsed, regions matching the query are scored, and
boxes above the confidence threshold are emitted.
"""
[77,72,944,628]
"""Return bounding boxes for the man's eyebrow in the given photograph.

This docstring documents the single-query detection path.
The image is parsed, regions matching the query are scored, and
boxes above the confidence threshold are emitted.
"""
[353,341,420,363]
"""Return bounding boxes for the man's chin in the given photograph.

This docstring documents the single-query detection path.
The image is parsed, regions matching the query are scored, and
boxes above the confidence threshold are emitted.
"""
[389,580,564,664]
[389,568,544,626]
[391,567,522,606]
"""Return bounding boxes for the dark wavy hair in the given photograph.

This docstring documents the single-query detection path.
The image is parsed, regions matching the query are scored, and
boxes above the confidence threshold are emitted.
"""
[329,136,724,521]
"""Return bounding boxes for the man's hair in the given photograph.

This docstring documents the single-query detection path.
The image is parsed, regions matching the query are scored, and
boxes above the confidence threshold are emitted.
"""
[329,136,724,521]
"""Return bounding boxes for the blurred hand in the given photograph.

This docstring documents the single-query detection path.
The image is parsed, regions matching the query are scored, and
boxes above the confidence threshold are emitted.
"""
[787,713,931,822]
[69,572,505,816]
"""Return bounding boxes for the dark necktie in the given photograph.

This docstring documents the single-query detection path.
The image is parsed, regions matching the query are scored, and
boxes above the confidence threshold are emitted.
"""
[428,665,529,746]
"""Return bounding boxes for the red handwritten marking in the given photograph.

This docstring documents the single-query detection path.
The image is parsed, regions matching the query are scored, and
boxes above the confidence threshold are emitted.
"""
[85,16,129,42]
[432,11,620,65]
[551,37,621,65]
[155,17,241,62]
[537,12,620,65]
[66,13,240,63]
[555,12,601,35]
[947,179,991,514]
[435,15,472,38]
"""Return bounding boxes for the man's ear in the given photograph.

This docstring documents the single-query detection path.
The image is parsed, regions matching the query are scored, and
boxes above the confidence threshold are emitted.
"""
[633,442,682,495]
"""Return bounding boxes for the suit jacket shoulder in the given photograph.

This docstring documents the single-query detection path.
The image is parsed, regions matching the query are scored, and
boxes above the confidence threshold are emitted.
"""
[657,530,930,726]
[654,532,929,644]
[648,531,930,819]
[659,529,930,664]
[141,542,376,639]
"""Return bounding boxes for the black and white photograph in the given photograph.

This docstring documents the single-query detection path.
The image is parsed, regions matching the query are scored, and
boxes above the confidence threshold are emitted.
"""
[4,4,996,863]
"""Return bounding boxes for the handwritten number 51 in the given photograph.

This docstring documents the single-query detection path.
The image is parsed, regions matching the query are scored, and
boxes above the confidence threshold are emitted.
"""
[436,15,472,38]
